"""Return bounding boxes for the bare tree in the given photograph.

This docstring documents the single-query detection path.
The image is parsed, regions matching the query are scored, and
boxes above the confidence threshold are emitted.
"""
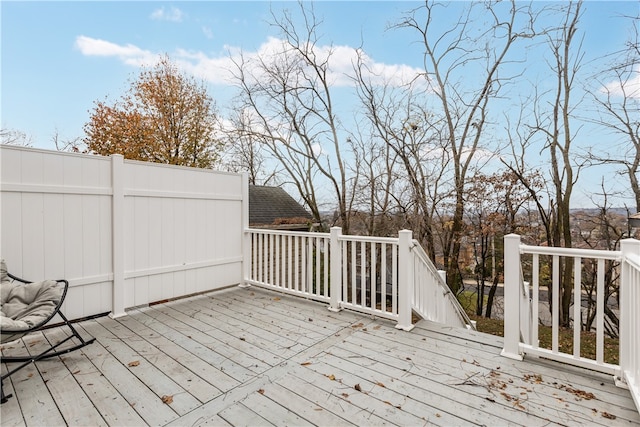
[589,13,640,211]
[346,125,401,236]
[0,128,33,146]
[503,1,586,326]
[465,170,539,317]
[222,111,280,186]
[354,61,449,260]
[229,3,356,233]
[387,0,543,292]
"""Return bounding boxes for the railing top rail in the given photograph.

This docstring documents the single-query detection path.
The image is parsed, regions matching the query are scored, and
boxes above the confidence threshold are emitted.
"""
[246,228,329,238]
[625,252,640,271]
[338,234,399,244]
[520,244,622,261]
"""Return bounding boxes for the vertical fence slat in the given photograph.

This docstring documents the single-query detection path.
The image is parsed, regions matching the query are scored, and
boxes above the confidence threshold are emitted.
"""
[111,154,126,318]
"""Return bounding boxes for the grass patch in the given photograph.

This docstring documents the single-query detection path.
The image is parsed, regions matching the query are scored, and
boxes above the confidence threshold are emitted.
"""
[457,290,487,315]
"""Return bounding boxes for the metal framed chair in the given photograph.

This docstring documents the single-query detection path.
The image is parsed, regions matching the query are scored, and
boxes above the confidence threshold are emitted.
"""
[0,259,95,404]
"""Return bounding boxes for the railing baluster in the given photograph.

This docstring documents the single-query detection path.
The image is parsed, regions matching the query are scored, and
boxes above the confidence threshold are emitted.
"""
[392,244,397,315]
[272,235,282,287]
[573,257,582,359]
[532,253,539,348]
[552,255,560,354]
[381,243,387,312]
[371,242,376,310]
[596,258,605,364]
[323,236,329,298]
[258,233,263,283]
[351,241,356,304]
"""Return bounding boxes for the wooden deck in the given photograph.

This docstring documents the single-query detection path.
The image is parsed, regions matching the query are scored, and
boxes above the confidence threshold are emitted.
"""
[2,286,639,426]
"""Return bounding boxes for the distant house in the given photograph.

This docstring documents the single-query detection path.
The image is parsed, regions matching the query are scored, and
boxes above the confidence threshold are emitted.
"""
[249,185,318,231]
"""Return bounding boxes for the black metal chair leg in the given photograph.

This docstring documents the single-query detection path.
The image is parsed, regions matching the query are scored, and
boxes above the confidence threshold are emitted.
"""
[1,379,13,404]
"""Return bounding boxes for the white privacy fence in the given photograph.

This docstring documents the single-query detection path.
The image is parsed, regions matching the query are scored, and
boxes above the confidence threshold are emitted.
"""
[1,145,247,320]
[245,227,474,331]
[502,234,640,413]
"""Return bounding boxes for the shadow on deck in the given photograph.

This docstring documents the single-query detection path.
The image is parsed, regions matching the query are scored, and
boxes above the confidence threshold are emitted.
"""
[2,286,639,426]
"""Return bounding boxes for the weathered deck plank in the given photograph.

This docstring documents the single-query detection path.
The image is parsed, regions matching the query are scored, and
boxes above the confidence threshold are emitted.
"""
[2,286,639,426]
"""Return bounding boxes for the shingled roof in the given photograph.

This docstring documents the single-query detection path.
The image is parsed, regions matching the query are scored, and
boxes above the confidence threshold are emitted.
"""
[249,185,315,230]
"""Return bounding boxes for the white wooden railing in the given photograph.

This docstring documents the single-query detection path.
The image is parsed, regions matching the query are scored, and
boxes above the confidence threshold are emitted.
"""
[244,227,474,331]
[502,234,640,413]
[620,239,640,413]
[411,239,475,329]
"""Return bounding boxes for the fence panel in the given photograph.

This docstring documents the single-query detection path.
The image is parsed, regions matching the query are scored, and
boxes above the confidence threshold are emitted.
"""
[1,145,246,320]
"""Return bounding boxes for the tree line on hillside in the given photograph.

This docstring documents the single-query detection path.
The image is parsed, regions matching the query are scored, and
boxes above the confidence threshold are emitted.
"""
[2,1,638,334]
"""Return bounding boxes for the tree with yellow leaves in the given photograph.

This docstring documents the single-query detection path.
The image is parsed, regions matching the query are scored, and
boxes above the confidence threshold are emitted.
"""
[84,55,221,168]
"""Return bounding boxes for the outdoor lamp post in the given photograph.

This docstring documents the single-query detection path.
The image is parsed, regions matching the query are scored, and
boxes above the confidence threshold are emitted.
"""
[629,212,640,229]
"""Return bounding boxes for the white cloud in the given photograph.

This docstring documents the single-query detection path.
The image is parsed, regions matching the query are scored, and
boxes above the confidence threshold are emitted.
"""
[74,35,424,89]
[150,6,184,23]
[601,65,640,99]
[74,36,157,67]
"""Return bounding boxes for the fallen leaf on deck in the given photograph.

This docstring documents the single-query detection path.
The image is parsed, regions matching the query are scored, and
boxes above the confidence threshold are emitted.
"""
[373,325,381,330]
[239,337,246,341]
[602,412,616,420]
[326,374,336,380]
[72,370,81,375]
[351,322,364,329]
[300,361,312,366]
[559,385,595,400]
[257,389,265,394]
[376,382,386,388]
[161,395,173,404]
[341,393,349,398]
[273,297,281,301]
[314,408,323,411]
[354,383,362,392]
[128,361,140,367]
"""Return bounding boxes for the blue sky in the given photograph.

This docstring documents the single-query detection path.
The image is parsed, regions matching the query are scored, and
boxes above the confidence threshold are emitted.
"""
[2,1,639,208]
[2,1,421,147]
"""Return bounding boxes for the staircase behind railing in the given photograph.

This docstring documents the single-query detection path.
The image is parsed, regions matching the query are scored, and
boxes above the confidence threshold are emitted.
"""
[244,227,474,331]
[410,238,475,329]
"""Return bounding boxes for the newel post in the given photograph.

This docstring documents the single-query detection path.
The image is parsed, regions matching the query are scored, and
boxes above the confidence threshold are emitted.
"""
[110,154,126,319]
[328,227,342,312]
[618,238,640,386]
[239,172,251,289]
[396,230,415,331]
[501,234,523,360]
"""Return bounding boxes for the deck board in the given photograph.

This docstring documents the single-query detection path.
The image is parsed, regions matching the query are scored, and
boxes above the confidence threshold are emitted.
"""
[2,286,639,426]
